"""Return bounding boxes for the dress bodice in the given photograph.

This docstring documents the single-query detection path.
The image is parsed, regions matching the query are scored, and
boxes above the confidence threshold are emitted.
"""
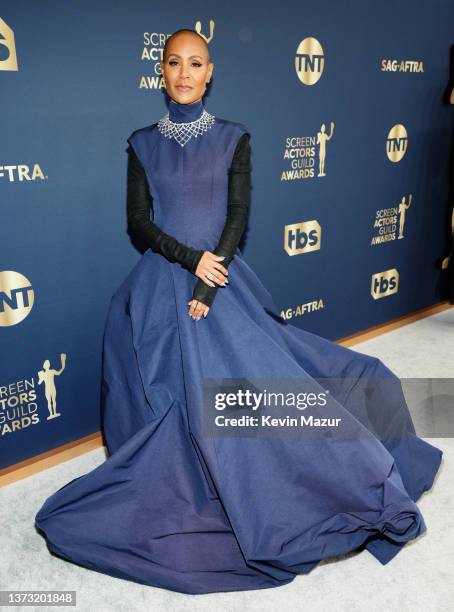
[127,98,250,252]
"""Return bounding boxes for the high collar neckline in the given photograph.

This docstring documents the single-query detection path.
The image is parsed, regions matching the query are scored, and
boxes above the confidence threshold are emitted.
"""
[168,97,205,123]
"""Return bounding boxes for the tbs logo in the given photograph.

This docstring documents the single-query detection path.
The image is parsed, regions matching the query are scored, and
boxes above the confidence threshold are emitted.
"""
[0,18,19,71]
[284,220,321,256]
[371,269,399,299]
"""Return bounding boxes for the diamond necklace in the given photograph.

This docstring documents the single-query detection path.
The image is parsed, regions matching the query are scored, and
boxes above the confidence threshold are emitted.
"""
[157,109,216,147]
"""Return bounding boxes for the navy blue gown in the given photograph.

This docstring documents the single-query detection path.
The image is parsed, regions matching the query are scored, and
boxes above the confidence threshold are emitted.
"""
[35,98,443,595]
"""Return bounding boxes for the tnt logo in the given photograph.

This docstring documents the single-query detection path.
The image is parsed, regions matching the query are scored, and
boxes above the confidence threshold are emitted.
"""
[295,37,324,85]
[386,124,408,162]
[0,271,34,327]
[0,18,18,71]
[284,220,321,255]
[371,269,399,299]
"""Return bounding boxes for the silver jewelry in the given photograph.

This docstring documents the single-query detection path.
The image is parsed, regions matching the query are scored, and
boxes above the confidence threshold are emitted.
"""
[157,109,216,147]
[206,272,214,281]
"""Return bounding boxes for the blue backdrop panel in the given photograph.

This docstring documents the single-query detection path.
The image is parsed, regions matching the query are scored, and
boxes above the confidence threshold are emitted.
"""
[1,1,453,469]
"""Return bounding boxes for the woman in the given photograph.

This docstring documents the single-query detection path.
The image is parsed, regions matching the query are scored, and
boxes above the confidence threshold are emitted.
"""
[35,29,443,595]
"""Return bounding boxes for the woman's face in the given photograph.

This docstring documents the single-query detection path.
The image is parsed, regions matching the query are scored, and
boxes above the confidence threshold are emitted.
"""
[160,33,213,106]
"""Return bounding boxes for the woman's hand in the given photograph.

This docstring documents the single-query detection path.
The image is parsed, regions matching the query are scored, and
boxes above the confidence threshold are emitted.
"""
[195,251,229,287]
[187,299,210,320]
[187,252,229,320]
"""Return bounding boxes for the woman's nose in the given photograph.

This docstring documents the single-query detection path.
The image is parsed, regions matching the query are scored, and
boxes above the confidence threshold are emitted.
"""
[179,64,190,78]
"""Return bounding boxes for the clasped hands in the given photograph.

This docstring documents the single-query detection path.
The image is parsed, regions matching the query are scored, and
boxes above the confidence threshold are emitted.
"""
[187,251,229,320]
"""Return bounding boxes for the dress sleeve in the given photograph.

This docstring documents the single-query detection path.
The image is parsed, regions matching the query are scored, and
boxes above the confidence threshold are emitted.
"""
[127,145,204,274]
[191,132,251,308]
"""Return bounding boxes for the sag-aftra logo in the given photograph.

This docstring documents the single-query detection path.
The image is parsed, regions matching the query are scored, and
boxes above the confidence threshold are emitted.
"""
[0,164,47,182]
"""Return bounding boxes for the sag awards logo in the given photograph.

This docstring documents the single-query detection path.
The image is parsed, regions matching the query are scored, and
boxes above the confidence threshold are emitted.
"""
[386,124,408,162]
[284,220,321,256]
[295,37,324,85]
[285,37,331,180]
[0,17,18,71]
[0,354,67,436]
[380,58,424,73]
[140,19,214,90]
[283,122,335,181]
[371,269,399,300]
[371,194,413,245]
[0,271,34,327]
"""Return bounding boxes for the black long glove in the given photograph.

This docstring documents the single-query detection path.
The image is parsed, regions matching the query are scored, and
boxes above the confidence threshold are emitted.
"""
[126,145,204,275]
[191,132,251,308]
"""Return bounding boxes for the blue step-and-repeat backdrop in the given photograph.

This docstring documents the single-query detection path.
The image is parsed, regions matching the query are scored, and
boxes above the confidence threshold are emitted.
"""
[1,1,454,470]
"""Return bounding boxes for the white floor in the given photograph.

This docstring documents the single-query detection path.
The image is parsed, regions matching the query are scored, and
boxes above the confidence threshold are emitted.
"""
[2,308,453,612]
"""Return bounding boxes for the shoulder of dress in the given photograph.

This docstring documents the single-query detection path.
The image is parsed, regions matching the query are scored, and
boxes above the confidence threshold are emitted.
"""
[214,116,251,138]
[128,123,158,141]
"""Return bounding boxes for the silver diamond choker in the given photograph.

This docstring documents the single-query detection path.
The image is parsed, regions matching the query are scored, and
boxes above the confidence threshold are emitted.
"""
[157,109,216,147]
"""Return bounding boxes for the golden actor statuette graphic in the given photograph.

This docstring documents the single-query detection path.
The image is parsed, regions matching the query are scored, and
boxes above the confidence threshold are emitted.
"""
[194,19,214,43]
[38,353,67,420]
[398,194,412,239]
[317,122,335,177]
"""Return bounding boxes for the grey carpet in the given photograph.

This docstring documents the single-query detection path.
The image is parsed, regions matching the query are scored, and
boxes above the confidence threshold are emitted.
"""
[2,308,453,611]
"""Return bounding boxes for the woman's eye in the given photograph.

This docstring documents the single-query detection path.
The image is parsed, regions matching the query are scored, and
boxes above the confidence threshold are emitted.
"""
[168,60,202,68]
